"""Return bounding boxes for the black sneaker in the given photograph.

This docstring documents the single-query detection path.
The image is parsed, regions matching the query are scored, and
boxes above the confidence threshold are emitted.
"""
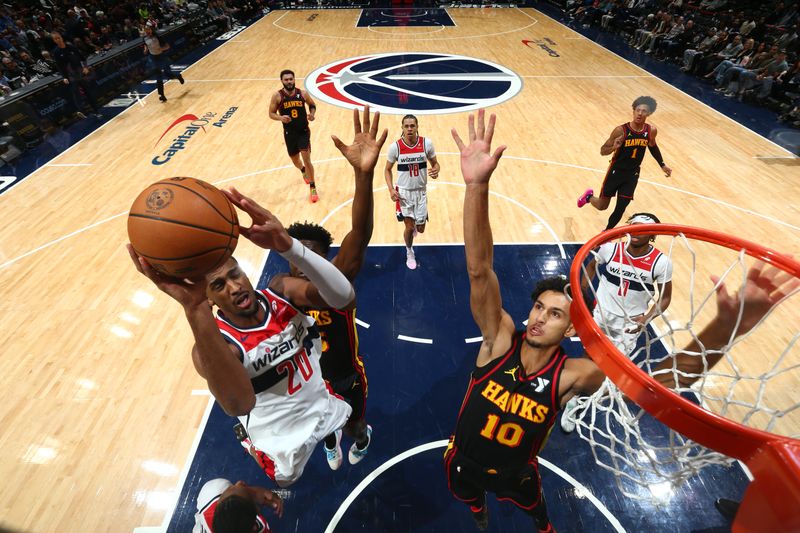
[471,504,488,531]
[159,95,167,102]
[714,498,740,522]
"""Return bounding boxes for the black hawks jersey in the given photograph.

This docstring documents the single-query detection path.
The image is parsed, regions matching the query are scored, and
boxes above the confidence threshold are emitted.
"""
[306,307,364,383]
[278,89,308,131]
[610,122,651,171]
[452,332,568,470]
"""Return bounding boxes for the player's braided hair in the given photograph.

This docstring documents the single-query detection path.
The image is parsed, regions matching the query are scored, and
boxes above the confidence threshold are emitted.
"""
[402,114,418,125]
[212,494,257,533]
[287,221,334,255]
[632,96,657,113]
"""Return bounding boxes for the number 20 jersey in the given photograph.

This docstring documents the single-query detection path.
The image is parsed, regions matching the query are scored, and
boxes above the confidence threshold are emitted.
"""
[214,289,342,449]
[452,332,568,470]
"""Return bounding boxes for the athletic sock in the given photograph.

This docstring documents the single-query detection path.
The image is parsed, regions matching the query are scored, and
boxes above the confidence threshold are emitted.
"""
[324,433,337,449]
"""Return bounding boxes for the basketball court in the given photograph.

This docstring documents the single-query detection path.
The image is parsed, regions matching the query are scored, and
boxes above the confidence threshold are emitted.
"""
[0,6,797,533]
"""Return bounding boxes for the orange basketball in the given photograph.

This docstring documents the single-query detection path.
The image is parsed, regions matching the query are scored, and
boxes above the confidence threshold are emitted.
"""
[128,177,239,278]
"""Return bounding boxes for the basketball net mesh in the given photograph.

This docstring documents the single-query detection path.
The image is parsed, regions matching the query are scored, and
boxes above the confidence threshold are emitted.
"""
[569,231,800,500]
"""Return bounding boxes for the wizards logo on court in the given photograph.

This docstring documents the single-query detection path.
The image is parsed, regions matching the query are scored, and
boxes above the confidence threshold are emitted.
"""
[306,53,522,115]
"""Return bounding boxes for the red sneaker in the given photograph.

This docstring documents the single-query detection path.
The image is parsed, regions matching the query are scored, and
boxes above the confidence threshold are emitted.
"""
[310,187,319,203]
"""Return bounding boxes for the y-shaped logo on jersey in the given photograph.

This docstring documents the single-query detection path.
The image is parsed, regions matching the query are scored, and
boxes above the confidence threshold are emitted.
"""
[305,52,522,115]
[531,377,550,393]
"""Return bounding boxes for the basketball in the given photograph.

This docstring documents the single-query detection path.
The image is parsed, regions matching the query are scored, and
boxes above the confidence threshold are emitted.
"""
[127,177,239,278]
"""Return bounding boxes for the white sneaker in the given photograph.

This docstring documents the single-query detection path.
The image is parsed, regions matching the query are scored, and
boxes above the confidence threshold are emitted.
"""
[561,396,579,433]
[324,429,343,470]
[406,251,417,270]
[348,425,372,464]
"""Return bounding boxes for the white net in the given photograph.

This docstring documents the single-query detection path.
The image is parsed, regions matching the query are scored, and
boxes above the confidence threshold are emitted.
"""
[570,230,800,500]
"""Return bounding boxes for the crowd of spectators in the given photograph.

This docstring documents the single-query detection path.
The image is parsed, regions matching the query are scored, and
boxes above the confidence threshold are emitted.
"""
[566,0,800,129]
[0,0,268,96]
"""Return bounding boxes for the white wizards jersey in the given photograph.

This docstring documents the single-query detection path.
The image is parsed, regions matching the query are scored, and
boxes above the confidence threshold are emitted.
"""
[595,241,672,317]
[387,136,436,190]
[214,289,335,457]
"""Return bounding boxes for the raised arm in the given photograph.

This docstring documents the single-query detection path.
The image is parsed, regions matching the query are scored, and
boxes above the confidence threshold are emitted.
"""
[330,106,388,280]
[224,187,355,310]
[452,110,509,365]
[601,125,625,156]
[654,261,799,388]
[126,244,255,416]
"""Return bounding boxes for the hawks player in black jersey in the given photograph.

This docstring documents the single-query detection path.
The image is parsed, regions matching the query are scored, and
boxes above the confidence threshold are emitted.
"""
[448,110,791,532]
[577,96,672,230]
[274,106,387,471]
[269,69,320,203]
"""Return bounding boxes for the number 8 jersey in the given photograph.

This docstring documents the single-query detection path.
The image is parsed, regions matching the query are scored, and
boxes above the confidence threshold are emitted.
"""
[451,332,568,470]
[214,288,351,485]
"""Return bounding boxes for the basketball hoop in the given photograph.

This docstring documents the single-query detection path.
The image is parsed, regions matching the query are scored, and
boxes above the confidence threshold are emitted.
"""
[569,224,800,533]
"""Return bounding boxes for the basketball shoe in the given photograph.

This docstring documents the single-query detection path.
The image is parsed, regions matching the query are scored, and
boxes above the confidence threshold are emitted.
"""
[310,185,319,203]
[471,502,489,531]
[301,167,311,185]
[406,249,417,270]
[577,188,593,208]
[324,429,343,470]
[348,425,373,465]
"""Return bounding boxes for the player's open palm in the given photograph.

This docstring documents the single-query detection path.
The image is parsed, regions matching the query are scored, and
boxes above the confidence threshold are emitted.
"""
[126,243,208,309]
[332,106,388,173]
[711,260,800,336]
[224,187,293,252]
[452,109,506,185]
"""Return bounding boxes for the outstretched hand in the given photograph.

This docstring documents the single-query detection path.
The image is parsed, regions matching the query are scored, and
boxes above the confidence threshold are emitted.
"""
[223,187,293,252]
[331,105,388,174]
[451,109,506,185]
[126,243,209,309]
[712,260,800,337]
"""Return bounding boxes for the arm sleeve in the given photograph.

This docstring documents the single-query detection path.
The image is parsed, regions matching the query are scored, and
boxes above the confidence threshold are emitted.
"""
[648,144,665,166]
[196,478,231,511]
[655,255,673,283]
[425,137,436,158]
[595,242,614,265]
[279,238,355,308]
[386,142,398,163]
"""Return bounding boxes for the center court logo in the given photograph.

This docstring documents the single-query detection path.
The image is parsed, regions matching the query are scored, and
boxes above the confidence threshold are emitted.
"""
[151,107,238,165]
[305,52,522,115]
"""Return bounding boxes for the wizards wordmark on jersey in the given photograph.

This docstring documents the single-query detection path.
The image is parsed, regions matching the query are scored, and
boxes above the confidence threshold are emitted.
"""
[305,53,522,115]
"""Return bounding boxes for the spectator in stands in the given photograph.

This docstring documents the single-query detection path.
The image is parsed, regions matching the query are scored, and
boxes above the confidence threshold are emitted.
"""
[2,56,29,87]
[739,50,790,102]
[18,50,55,79]
[717,43,779,96]
[707,37,756,83]
[695,33,742,77]
[681,27,723,73]
[646,14,683,54]
[657,18,695,60]
[638,12,673,52]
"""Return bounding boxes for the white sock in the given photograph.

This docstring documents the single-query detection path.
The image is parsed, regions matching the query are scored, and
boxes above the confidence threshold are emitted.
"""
[406,247,413,255]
